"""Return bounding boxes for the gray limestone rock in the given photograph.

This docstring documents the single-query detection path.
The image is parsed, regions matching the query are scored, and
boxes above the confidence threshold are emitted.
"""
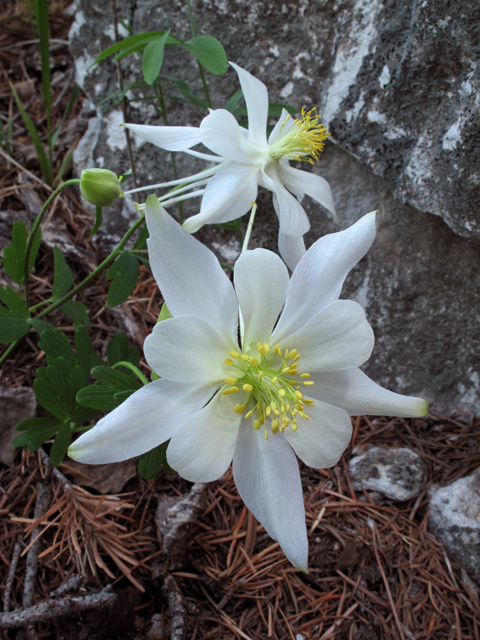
[429,471,480,584]
[68,0,480,414]
[349,445,427,501]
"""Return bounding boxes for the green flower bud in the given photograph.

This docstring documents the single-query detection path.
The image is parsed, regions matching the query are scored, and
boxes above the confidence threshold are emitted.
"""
[80,168,123,207]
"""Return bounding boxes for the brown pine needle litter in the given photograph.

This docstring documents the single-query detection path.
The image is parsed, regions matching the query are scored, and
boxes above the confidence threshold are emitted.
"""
[1,413,479,638]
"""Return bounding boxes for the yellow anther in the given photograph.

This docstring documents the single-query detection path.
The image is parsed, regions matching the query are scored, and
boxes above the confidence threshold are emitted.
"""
[270,401,277,410]
[264,430,269,440]
[303,380,314,386]
[245,410,253,419]
[243,383,253,392]
[250,356,258,366]
[253,420,261,430]
[229,350,239,359]
[224,358,234,366]
[258,371,263,379]
[300,373,310,379]
[266,406,272,417]
[233,404,247,414]
[281,406,286,413]
[271,376,278,383]
[293,354,301,363]
[263,343,270,352]
[287,380,296,386]
[229,387,239,394]
[279,389,286,397]
[304,399,315,407]
[257,344,265,356]
[222,389,231,395]
[295,391,304,399]
[274,409,280,416]
[271,419,279,434]
[240,354,250,361]
[284,349,289,359]
[282,367,290,373]
[291,422,298,432]
[260,417,265,425]
[288,349,297,359]
[287,369,298,376]
[275,344,282,355]
[225,377,237,385]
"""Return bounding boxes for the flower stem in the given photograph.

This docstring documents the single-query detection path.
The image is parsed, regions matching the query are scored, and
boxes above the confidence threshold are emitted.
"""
[111,360,149,385]
[24,179,80,307]
[242,202,258,252]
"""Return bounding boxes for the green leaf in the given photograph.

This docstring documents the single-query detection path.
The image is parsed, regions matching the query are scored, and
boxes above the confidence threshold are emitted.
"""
[90,206,103,238]
[0,311,30,343]
[107,332,140,370]
[29,317,54,335]
[132,222,149,251]
[138,441,172,479]
[106,251,139,308]
[142,30,170,85]
[165,76,209,110]
[157,302,172,322]
[70,405,101,423]
[113,389,137,403]
[60,300,89,326]
[52,246,74,299]
[12,417,65,450]
[34,358,84,420]
[75,326,103,384]
[76,385,124,411]
[225,90,243,112]
[10,83,52,185]
[2,220,27,284]
[91,31,181,67]
[93,366,143,391]
[38,329,76,366]
[50,423,72,466]
[0,286,29,316]
[182,36,228,75]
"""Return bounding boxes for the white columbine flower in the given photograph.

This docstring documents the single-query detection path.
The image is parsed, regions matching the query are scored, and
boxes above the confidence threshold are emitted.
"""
[123,63,335,270]
[69,197,427,570]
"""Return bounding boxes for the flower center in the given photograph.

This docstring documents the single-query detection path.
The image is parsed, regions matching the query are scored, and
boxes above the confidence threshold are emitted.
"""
[269,108,330,165]
[222,343,315,440]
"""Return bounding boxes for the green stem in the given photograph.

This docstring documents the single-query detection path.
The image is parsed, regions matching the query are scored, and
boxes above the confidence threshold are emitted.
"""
[0,340,20,367]
[111,360,149,385]
[24,179,80,307]
[35,214,145,320]
[186,0,212,108]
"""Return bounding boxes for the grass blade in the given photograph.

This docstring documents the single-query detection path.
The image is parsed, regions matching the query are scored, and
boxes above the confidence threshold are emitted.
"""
[10,83,52,185]
[34,0,52,159]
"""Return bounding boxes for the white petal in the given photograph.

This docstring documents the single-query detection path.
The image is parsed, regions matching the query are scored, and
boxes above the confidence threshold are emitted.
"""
[261,167,310,237]
[182,164,259,234]
[284,400,352,469]
[234,249,290,350]
[309,368,429,417]
[278,164,335,217]
[167,390,241,482]
[68,379,214,464]
[124,123,201,151]
[145,316,235,384]
[278,232,306,272]
[199,109,264,164]
[273,212,377,341]
[145,196,239,341]
[268,109,295,145]
[279,300,375,372]
[230,62,269,147]
[233,423,308,571]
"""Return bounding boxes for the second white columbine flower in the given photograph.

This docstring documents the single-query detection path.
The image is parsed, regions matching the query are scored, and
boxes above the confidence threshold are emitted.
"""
[124,63,335,270]
[69,197,427,570]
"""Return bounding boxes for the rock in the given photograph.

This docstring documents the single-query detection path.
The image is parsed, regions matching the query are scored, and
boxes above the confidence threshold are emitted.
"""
[0,386,36,467]
[429,470,480,584]
[62,459,137,494]
[349,446,427,501]
[68,0,480,414]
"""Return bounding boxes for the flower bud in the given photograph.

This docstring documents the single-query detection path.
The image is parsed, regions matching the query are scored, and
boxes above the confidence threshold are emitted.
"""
[80,168,123,207]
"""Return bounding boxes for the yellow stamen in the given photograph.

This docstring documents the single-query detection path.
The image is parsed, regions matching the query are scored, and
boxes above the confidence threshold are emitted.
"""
[263,343,270,352]
[245,410,253,419]
[229,387,239,394]
[253,420,261,430]
[279,389,286,397]
[288,349,297,359]
[264,430,268,440]
[275,344,282,355]
[303,381,314,386]
[225,377,237,385]
[224,358,234,366]
[229,350,239,359]
[233,404,247,414]
[300,373,310,379]
[243,383,253,392]
[250,356,258,366]
[240,354,250,361]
